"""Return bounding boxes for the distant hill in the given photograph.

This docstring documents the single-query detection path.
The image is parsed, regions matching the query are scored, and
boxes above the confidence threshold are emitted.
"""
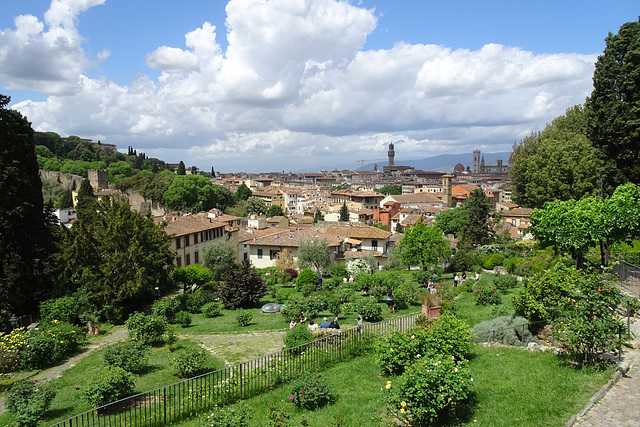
[338,151,512,172]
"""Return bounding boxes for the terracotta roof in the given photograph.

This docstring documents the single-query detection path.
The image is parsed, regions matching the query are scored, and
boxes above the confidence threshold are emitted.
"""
[400,214,423,226]
[246,230,342,248]
[267,216,286,223]
[237,227,285,243]
[384,193,443,204]
[163,216,227,236]
[505,208,533,217]
[214,214,243,223]
[324,224,392,240]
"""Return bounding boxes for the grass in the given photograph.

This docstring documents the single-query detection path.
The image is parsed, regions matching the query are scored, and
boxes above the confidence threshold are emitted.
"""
[170,345,611,427]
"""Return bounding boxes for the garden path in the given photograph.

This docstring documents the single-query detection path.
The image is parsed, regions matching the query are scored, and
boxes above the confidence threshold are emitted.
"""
[194,330,286,366]
[574,319,640,426]
[0,326,128,415]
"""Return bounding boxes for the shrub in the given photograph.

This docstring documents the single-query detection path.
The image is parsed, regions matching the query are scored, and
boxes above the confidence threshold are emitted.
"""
[202,302,223,318]
[186,289,217,314]
[422,314,473,362]
[281,299,320,320]
[322,277,341,292]
[329,263,347,279]
[275,287,296,304]
[103,341,150,373]
[473,315,538,346]
[450,250,482,272]
[197,404,250,427]
[335,286,356,304]
[235,310,253,327]
[351,297,383,322]
[174,311,192,328]
[377,328,431,375]
[483,253,505,269]
[125,312,170,345]
[413,270,431,287]
[7,380,56,427]
[347,258,372,276]
[172,346,220,378]
[387,355,473,426]
[284,325,313,355]
[284,268,299,281]
[152,297,182,323]
[505,256,525,274]
[39,296,78,324]
[325,296,342,317]
[290,373,335,410]
[296,269,318,288]
[84,366,135,407]
[20,335,55,369]
[472,286,501,306]
[20,321,84,369]
[0,347,20,374]
[218,261,267,309]
[300,282,317,297]
[494,274,518,293]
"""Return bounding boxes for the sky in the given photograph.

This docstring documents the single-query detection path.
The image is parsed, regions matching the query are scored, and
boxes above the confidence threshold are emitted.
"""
[1,0,638,173]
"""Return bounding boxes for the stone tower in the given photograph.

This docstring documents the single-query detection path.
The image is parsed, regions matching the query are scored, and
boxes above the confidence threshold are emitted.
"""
[88,169,109,190]
[441,174,453,207]
[388,142,395,168]
[472,150,481,174]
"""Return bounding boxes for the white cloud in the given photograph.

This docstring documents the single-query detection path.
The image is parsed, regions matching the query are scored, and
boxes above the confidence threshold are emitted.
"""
[7,0,598,172]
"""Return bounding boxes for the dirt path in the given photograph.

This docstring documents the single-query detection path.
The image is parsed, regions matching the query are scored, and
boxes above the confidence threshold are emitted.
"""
[0,326,128,414]
[194,331,287,366]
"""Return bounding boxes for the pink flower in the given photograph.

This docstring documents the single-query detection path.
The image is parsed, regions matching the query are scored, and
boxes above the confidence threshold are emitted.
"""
[290,396,294,400]
[302,391,305,395]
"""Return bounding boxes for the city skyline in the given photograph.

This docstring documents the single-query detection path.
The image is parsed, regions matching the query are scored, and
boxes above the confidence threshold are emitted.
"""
[1,0,637,172]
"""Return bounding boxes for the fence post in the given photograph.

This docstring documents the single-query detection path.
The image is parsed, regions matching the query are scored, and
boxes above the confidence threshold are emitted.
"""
[521,324,525,346]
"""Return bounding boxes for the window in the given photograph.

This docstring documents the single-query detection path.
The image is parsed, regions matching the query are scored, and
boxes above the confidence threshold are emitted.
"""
[372,240,378,251]
[201,231,208,242]
[244,252,248,260]
[257,249,263,259]
[175,237,181,249]
[194,251,199,264]
[193,233,198,244]
[176,256,182,267]
[185,235,190,247]
[185,254,191,266]
[270,250,280,260]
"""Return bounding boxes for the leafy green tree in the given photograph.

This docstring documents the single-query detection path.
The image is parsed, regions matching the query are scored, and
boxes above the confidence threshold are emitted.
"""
[53,190,74,209]
[177,161,186,175]
[339,202,349,221]
[399,223,450,271]
[379,184,401,195]
[266,204,285,217]
[217,261,267,309]
[163,175,218,211]
[170,264,213,289]
[211,184,234,211]
[246,196,267,215]
[434,207,465,236]
[234,183,252,201]
[54,197,174,315]
[202,237,238,281]
[0,95,55,317]
[587,21,640,195]
[458,189,493,249]
[123,170,174,202]
[297,238,333,274]
[108,161,134,186]
[510,105,603,208]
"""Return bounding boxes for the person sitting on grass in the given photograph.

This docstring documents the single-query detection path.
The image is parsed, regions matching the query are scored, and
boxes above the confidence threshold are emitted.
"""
[307,319,319,331]
[329,316,340,329]
[320,317,330,328]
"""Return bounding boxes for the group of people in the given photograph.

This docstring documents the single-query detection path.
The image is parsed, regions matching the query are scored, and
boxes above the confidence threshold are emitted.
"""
[290,312,340,330]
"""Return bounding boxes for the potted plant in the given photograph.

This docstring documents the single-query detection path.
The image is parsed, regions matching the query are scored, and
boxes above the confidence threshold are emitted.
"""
[420,293,441,319]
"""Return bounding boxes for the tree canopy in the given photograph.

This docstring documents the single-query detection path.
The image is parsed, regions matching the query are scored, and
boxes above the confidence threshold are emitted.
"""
[234,183,252,202]
[587,21,640,195]
[399,223,450,271]
[458,189,493,249]
[339,202,350,222]
[0,95,56,316]
[246,196,267,216]
[266,204,285,217]
[379,184,401,195]
[217,261,266,309]
[163,175,232,212]
[297,238,333,274]
[510,105,603,208]
[54,197,174,317]
[202,237,238,281]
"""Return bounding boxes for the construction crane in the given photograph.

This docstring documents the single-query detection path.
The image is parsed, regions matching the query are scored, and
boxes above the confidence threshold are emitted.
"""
[357,159,385,171]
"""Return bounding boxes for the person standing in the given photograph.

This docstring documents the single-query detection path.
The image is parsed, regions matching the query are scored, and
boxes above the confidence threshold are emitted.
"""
[453,273,459,287]
[289,318,297,329]
[386,289,395,314]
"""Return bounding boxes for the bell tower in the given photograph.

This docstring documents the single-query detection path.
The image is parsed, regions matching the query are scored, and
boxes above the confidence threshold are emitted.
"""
[388,142,395,168]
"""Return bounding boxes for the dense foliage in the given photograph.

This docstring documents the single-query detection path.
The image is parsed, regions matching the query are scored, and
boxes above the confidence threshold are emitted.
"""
[7,380,56,427]
[218,260,267,309]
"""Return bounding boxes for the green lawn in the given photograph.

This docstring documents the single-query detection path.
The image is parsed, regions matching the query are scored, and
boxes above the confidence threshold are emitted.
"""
[171,346,610,427]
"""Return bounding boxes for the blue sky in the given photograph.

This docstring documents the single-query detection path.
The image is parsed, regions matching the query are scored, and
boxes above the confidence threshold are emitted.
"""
[0,0,637,172]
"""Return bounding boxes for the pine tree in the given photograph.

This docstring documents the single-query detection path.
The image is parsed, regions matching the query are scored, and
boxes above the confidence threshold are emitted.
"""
[177,161,186,175]
[339,202,350,222]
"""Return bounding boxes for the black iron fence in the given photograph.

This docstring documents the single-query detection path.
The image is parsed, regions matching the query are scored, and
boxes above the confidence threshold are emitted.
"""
[50,314,418,427]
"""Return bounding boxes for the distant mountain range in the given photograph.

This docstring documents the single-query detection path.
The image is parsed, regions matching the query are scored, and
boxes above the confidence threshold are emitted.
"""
[341,151,513,172]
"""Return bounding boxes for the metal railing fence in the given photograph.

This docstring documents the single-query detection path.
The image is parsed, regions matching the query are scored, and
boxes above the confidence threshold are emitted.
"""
[51,313,418,427]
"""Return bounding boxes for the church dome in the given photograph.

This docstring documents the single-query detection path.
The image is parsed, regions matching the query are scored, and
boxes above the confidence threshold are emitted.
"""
[454,163,465,172]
